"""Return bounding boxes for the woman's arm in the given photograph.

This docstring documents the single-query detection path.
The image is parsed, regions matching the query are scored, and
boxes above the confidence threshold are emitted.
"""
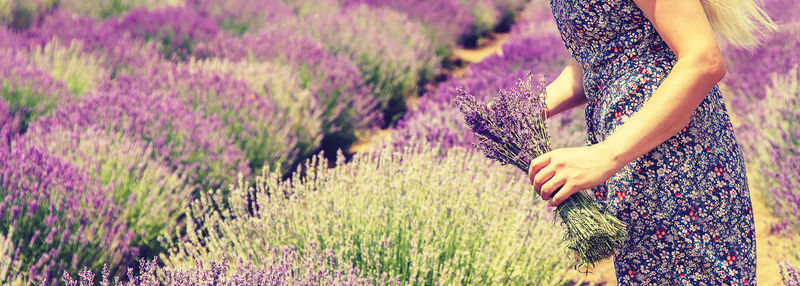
[529,0,726,207]
[544,58,588,118]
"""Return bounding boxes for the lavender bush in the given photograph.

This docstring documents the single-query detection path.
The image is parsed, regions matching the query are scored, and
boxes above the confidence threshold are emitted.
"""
[428,32,568,104]
[112,7,219,61]
[100,63,305,174]
[28,89,249,193]
[20,125,193,253]
[196,29,380,138]
[725,25,800,114]
[63,242,374,285]
[338,0,473,55]
[0,0,56,30]
[456,74,626,266]
[738,69,800,234]
[0,48,71,137]
[23,10,166,77]
[165,142,572,285]
[187,0,292,35]
[0,141,134,284]
[282,2,440,115]
[27,40,109,97]
[0,100,19,147]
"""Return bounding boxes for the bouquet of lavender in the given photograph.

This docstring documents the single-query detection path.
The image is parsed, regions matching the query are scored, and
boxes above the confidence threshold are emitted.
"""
[456,73,627,266]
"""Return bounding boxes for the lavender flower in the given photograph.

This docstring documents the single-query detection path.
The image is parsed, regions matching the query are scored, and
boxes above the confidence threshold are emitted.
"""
[62,243,373,285]
[0,140,134,284]
[456,73,627,266]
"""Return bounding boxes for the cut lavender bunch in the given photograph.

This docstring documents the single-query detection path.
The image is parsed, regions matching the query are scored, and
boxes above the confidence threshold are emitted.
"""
[455,72,627,267]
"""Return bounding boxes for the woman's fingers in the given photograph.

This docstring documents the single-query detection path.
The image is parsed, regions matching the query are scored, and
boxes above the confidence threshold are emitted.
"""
[533,165,556,196]
[540,175,566,201]
[528,153,552,184]
[549,183,578,207]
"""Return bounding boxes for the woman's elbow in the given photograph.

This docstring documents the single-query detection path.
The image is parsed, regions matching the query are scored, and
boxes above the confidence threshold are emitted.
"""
[705,52,726,82]
[695,51,727,83]
[679,51,727,83]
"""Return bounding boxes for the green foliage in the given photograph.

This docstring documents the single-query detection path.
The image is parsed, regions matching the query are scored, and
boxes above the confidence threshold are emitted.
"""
[28,41,108,97]
[165,143,573,285]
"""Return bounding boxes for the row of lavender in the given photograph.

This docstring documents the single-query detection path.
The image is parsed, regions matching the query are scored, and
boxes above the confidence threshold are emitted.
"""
[0,0,532,283]
[724,0,800,279]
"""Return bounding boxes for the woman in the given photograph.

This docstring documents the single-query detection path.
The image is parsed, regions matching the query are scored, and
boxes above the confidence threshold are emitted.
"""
[527,0,776,284]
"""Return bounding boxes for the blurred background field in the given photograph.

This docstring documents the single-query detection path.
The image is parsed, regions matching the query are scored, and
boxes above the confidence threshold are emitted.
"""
[0,0,797,284]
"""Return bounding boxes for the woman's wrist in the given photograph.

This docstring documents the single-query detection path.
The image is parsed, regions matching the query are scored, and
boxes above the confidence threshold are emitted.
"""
[595,139,630,171]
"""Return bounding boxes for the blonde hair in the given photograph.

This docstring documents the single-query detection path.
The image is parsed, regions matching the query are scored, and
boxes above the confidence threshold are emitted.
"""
[701,0,778,48]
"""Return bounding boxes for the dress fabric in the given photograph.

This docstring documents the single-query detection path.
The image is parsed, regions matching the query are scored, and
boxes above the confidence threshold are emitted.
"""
[549,0,756,284]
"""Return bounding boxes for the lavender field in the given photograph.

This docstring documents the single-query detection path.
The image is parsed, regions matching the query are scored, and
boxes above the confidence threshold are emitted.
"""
[0,0,798,285]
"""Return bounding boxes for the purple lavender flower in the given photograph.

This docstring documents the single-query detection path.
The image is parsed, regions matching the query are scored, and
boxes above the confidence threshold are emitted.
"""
[0,140,134,284]
[61,243,373,285]
[456,73,627,266]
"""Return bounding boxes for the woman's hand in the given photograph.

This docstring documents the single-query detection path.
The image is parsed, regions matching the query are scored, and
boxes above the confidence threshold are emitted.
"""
[528,143,625,207]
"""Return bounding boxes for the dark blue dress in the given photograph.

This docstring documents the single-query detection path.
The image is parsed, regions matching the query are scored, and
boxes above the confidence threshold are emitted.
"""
[549,0,757,284]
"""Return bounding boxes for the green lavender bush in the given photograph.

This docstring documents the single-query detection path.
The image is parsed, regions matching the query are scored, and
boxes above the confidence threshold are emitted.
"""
[28,40,109,97]
[285,2,440,115]
[164,142,573,285]
[26,126,193,252]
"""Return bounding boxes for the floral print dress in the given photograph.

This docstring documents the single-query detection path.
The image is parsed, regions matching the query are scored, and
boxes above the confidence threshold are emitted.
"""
[549,0,757,284]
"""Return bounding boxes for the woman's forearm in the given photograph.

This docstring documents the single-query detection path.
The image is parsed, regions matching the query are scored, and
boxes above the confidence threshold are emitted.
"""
[598,53,726,168]
[544,58,588,118]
